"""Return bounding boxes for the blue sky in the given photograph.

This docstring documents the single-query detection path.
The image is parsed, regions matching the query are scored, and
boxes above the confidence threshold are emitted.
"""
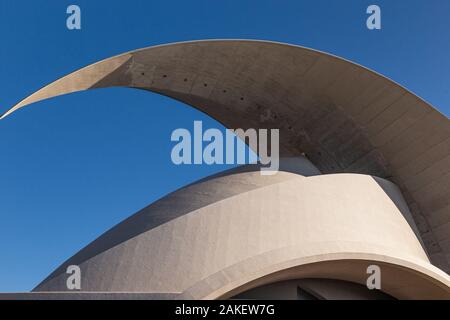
[0,0,449,292]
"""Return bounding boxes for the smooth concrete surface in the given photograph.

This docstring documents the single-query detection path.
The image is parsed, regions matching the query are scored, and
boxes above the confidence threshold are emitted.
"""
[200,255,450,300]
[0,292,178,300]
[19,158,448,299]
[1,40,449,274]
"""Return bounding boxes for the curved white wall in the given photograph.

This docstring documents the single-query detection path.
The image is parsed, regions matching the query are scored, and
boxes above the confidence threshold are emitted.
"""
[33,158,450,299]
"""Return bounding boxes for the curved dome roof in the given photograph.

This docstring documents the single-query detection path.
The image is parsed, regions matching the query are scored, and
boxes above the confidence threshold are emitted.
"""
[2,40,449,272]
[32,164,450,299]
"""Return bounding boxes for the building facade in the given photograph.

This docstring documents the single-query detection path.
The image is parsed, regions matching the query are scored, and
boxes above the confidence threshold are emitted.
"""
[1,40,449,299]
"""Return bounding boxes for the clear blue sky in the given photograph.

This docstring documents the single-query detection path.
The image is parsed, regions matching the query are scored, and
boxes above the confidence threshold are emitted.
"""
[0,0,449,292]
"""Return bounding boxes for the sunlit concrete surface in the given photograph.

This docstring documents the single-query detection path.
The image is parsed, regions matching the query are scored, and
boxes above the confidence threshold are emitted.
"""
[1,40,449,299]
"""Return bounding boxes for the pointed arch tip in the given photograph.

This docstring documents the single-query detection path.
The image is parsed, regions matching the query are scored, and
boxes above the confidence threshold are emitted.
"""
[0,108,14,120]
[1,40,446,121]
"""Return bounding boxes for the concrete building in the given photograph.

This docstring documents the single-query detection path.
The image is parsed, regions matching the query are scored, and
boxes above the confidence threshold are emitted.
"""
[1,40,449,299]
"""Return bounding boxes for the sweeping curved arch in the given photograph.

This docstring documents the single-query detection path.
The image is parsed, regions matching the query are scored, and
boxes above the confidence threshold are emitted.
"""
[190,253,450,300]
[2,40,449,272]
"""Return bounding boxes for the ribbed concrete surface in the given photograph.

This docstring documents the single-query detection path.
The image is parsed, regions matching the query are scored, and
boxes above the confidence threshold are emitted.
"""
[2,40,448,272]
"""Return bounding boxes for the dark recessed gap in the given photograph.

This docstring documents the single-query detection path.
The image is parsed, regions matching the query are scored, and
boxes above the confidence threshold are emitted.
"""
[240,97,244,101]
[223,90,227,93]
[141,72,145,76]
[163,75,167,78]
[184,78,188,82]
[204,83,208,87]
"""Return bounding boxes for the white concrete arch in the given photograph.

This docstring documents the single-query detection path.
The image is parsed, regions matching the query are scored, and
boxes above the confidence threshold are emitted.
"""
[1,40,449,299]
[2,40,449,272]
